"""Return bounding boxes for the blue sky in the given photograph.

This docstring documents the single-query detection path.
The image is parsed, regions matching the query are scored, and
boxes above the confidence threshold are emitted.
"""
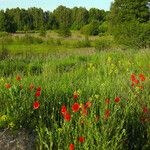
[0,0,113,11]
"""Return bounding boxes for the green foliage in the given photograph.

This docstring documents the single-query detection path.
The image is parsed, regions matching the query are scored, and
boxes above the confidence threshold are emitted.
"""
[113,21,150,48]
[71,7,89,30]
[80,20,100,35]
[98,21,109,36]
[53,5,72,28]
[109,0,150,49]
[95,37,112,51]
[39,29,47,37]
[0,10,6,31]
[57,27,71,37]
[73,36,91,48]
[19,34,43,44]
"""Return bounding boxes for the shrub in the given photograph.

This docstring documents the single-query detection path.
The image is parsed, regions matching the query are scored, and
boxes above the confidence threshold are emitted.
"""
[80,20,100,35]
[95,38,111,51]
[99,21,109,36]
[113,21,150,49]
[57,27,71,37]
[39,29,47,37]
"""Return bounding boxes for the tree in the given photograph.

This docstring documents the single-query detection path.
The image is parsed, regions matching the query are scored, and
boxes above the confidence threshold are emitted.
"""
[71,7,89,30]
[109,0,150,27]
[5,9,17,33]
[88,8,106,23]
[28,7,45,30]
[0,10,6,31]
[109,0,150,48]
[53,5,72,28]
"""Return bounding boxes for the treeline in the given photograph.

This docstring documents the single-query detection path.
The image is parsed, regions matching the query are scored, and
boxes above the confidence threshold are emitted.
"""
[0,6,108,33]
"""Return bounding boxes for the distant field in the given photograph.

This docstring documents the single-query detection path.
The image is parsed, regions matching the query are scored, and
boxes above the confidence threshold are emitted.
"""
[0,31,150,149]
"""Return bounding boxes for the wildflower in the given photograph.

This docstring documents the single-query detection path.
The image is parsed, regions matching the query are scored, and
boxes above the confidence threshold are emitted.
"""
[114,97,120,103]
[35,91,41,97]
[85,101,92,108]
[64,112,71,121]
[16,75,21,81]
[105,109,110,119]
[143,107,148,113]
[61,105,67,115]
[105,98,110,105]
[72,102,80,112]
[73,91,79,99]
[30,83,34,90]
[138,74,146,82]
[131,74,139,84]
[131,83,134,87]
[37,86,42,91]
[5,83,11,89]
[78,137,85,143]
[34,101,40,109]
[70,143,74,150]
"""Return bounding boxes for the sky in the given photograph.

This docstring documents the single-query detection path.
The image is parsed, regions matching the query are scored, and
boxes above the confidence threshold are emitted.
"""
[0,0,113,11]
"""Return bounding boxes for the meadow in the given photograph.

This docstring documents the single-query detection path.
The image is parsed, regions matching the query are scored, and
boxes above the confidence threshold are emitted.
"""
[0,31,150,150]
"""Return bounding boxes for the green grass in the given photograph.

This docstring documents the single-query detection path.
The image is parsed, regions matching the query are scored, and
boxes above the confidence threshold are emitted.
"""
[0,32,150,149]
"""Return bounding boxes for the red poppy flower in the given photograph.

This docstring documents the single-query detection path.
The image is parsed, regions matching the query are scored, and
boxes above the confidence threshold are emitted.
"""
[105,98,110,104]
[61,105,67,115]
[85,101,92,108]
[114,97,120,103]
[34,101,40,109]
[37,86,42,91]
[131,74,136,81]
[78,137,84,143]
[5,83,11,89]
[64,112,71,121]
[74,94,78,99]
[143,107,148,113]
[72,102,80,112]
[69,143,74,150]
[30,83,34,90]
[16,75,21,81]
[131,74,139,84]
[105,109,110,119]
[35,91,41,97]
[138,74,146,82]
[131,83,134,87]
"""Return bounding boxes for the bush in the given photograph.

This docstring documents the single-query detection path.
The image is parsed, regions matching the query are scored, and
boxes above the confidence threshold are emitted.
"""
[113,21,150,49]
[95,38,111,51]
[57,27,71,37]
[39,29,47,37]
[99,21,109,36]
[80,20,100,35]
